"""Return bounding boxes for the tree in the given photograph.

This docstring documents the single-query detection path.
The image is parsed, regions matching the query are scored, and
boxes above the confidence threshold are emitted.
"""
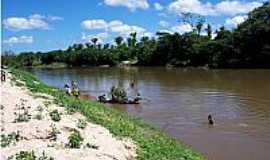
[115,36,123,46]
[195,17,205,35]
[91,38,98,46]
[206,24,212,39]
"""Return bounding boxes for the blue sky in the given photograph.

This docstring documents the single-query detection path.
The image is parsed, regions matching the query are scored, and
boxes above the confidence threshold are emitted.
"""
[2,0,268,53]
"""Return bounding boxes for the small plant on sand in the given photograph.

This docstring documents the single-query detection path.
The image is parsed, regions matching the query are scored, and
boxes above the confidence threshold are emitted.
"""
[38,151,54,160]
[43,101,52,108]
[34,105,44,120]
[49,110,61,122]
[14,99,31,123]
[68,131,83,148]
[48,124,60,141]
[7,150,54,160]
[86,143,99,149]
[1,131,21,148]
[7,151,35,160]
[0,105,4,110]
[65,107,76,115]
[77,119,87,129]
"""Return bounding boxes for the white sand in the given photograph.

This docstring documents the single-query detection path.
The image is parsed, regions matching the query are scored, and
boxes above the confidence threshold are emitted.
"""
[0,72,136,160]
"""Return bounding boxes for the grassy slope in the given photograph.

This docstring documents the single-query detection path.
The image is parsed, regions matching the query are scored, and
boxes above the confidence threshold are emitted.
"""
[10,68,205,160]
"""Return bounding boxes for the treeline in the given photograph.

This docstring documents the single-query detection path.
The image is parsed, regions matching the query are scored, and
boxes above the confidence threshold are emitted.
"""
[2,3,270,68]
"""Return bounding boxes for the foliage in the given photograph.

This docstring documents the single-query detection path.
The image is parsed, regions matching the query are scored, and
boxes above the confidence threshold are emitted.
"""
[14,99,31,123]
[49,110,61,122]
[86,143,99,149]
[77,119,87,129]
[7,151,54,160]
[68,131,83,148]
[10,68,205,160]
[48,124,60,141]
[1,131,21,148]
[2,3,270,69]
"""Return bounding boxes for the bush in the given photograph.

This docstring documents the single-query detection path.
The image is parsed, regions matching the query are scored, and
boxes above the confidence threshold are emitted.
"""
[7,150,54,160]
[48,124,60,141]
[68,131,83,148]
[7,151,35,160]
[49,110,61,122]
[86,143,99,149]
[77,119,87,129]
[1,131,21,147]
[14,99,31,123]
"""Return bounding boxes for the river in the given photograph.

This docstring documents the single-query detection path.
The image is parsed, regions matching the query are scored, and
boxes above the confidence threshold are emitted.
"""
[31,67,270,160]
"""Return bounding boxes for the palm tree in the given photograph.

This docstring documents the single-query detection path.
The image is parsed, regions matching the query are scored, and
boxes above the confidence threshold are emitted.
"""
[115,36,123,46]
[91,38,98,46]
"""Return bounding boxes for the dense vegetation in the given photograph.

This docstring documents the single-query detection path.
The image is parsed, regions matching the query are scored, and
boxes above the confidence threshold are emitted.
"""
[2,3,270,68]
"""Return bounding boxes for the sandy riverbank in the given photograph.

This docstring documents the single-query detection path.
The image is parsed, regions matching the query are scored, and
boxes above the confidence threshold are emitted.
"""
[0,71,136,160]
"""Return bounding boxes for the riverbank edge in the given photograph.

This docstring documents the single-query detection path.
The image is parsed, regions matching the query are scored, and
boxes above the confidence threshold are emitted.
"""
[9,68,205,160]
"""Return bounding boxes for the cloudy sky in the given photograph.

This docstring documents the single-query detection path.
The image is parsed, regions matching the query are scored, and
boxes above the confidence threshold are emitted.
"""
[2,0,268,53]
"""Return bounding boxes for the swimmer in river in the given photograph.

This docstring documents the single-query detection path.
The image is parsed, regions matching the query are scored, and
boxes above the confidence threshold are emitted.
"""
[208,114,214,125]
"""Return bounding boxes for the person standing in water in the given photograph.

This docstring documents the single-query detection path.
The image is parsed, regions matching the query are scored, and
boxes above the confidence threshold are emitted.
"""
[71,81,80,98]
[208,114,214,125]
[64,83,72,95]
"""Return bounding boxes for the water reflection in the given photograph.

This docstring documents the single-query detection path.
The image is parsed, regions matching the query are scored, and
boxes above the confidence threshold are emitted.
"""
[31,67,270,160]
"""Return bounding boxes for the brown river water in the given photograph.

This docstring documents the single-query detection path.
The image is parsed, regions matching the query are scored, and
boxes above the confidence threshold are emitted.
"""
[31,67,270,160]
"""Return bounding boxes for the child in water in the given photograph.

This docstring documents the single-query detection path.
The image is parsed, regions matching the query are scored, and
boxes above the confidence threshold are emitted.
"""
[208,114,214,125]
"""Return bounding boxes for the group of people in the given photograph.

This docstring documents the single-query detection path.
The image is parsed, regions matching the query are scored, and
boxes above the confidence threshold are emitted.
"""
[1,65,7,82]
[64,81,80,98]
[99,82,141,104]
[63,80,214,124]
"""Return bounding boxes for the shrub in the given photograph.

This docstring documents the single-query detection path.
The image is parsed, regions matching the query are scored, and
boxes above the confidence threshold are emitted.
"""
[1,131,21,147]
[7,150,54,160]
[14,99,31,123]
[86,143,99,149]
[65,107,76,115]
[49,110,61,122]
[68,131,83,148]
[7,151,35,160]
[48,124,60,141]
[77,119,87,129]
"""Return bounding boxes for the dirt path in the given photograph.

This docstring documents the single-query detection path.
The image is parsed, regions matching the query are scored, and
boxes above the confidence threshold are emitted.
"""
[0,72,136,160]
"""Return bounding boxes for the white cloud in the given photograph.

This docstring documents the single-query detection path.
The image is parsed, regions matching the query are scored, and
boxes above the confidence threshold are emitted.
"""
[82,32,109,43]
[216,1,261,16]
[48,16,63,21]
[3,14,63,31]
[81,19,148,37]
[169,0,215,16]
[81,19,107,30]
[171,23,193,34]
[168,0,262,16]
[225,15,248,28]
[159,20,170,28]
[158,29,174,34]
[154,2,164,11]
[3,35,33,45]
[104,0,149,11]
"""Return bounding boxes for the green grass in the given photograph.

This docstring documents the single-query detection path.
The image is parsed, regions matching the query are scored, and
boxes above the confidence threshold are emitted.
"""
[33,62,67,69]
[10,68,205,160]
